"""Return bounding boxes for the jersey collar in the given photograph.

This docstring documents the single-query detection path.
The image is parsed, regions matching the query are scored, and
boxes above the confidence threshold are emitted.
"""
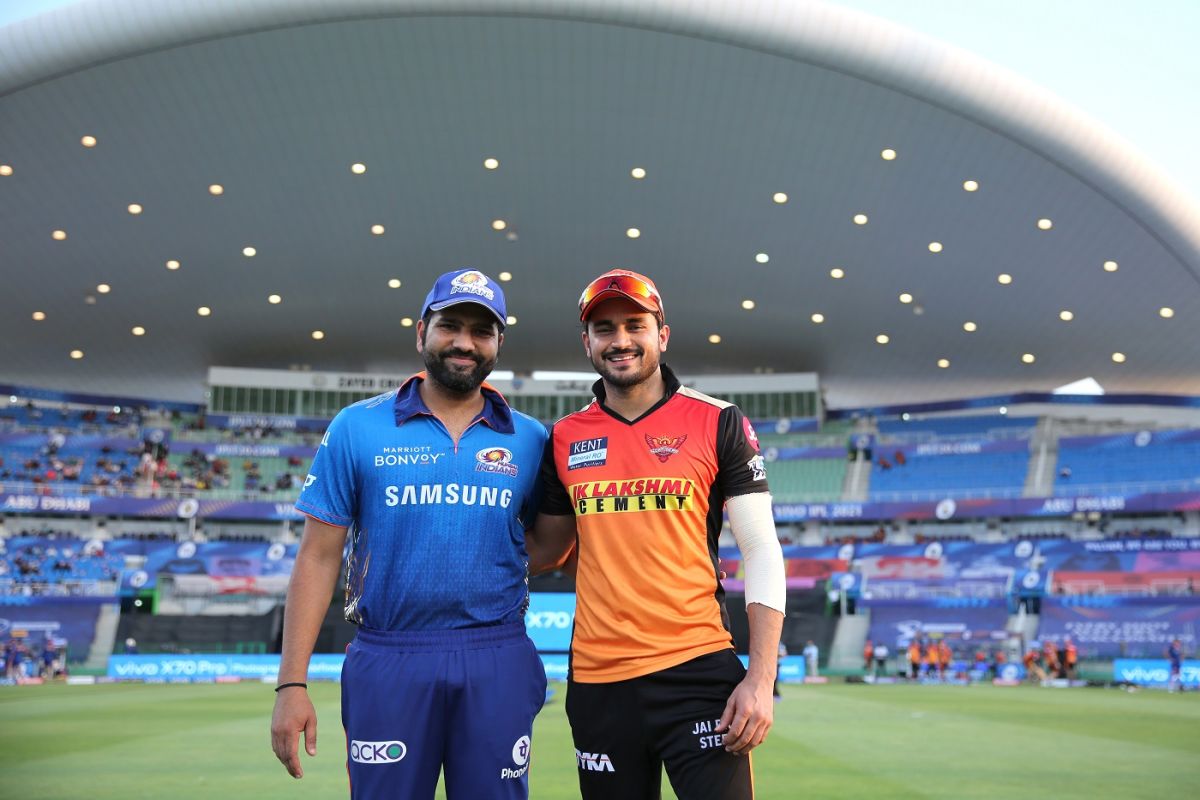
[393,372,516,434]
[590,362,681,423]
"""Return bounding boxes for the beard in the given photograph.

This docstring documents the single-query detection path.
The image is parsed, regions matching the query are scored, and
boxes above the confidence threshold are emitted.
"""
[423,346,495,394]
[590,345,659,388]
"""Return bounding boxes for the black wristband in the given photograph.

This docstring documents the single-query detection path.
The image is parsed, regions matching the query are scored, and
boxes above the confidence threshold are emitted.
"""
[274,681,308,692]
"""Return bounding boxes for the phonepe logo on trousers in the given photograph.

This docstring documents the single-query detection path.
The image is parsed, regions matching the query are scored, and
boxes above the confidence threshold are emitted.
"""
[350,740,407,764]
[501,735,532,780]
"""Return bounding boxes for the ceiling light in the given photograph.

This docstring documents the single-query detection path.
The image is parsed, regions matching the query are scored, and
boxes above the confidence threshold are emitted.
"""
[506,316,517,326]
[80,135,96,148]
[492,219,507,231]
[1059,310,1074,321]
[880,148,897,161]
[0,165,12,176]
[899,293,913,304]
[999,406,1009,415]
[853,214,868,225]
[963,321,977,332]
[773,192,788,204]
[1159,307,1175,318]
[32,311,46,321]
[811,313,825,324]
[483,158,499,170]
[52,230,67,241]
[70,350,84,359]
[505,231,518,242]
[84,295,96,305]
[928,241,943,253]
[311,330,325,340]
[400,317,414,327]
[131,326,145,336]
[1021,353,1036,364]
[830,268,845,279]
[997,273,1012,285]
[166,260,180,270]
[1111,352,1126,363]
[371,224,385,235]
[268,294,282,304]
[97,284,111,294]
[498,272,512,281]
[875,334,890,344]
[350,163,366,174]
[963,180,979,192]
[626,227,640,238]
[741,300,756,310]
[1037,218,1053,230]
[631,167,646,179]
[197,306,211,316]
[243,246,256,257]
[937,358,950,369]
[755,253,769,264]
[208,184,224,196]
[708,334,722,344]
[1103,260,1119,272]
[387,278,402,289]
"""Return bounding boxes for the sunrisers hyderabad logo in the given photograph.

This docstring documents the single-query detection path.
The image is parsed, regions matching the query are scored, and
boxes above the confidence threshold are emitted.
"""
[451,270,496,301]
[645,434,687,463]
[476,447,519,477]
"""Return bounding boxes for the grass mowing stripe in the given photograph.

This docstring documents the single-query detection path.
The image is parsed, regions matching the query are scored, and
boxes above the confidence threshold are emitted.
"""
[1,682,1196,800]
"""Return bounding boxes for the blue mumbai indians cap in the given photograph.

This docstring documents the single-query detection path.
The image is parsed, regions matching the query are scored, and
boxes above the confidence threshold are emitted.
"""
[421,268,507,329]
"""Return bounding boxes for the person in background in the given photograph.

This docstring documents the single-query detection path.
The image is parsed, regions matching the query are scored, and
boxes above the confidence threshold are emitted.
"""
[923,639,939,679]
[937,639,952,680]
[907,639,922,680]
[1063,636,1078,680]
[872,642,889,678]
[862,638,874,672]
[775,640,788,700]
[1166,638,1184,693]
[803,640,820,679]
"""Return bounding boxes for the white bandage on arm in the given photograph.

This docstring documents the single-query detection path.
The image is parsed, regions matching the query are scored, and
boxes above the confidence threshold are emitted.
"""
[726,492,786,614]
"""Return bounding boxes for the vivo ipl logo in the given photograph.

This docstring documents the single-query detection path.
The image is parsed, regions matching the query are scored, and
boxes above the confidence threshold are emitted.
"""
[350,740,407,764]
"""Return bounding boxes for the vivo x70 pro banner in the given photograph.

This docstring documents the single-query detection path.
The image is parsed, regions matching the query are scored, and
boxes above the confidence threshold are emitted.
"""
[1113,659,1200,687]
[525,593,575,652]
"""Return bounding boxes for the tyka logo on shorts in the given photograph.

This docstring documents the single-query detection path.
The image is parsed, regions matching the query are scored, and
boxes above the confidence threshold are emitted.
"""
[575,749,615,772]
[350,740,407,764]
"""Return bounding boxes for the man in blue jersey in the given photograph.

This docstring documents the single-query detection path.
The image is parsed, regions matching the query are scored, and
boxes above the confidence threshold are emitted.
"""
[270,269,548,799]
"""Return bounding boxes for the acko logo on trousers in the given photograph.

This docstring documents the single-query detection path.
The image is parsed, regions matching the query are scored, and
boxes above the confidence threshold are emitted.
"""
[350,740,407,764]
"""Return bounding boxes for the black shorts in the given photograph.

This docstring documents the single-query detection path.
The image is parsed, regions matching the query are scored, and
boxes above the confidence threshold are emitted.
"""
[566,649,753,800]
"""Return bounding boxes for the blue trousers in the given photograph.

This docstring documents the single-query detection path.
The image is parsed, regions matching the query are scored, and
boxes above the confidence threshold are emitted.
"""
[341,622,547,800]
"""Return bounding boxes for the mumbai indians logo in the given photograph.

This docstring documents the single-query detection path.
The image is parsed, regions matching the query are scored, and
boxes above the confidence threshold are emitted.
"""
[645,434,687,463]
[451,270,496,301]
[476,447,519,477]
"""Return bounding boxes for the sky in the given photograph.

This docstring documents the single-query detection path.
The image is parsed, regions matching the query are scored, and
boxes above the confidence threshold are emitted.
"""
[3,0,1198,204]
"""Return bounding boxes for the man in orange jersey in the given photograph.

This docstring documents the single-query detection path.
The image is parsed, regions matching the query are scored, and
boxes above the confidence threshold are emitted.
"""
[527,269,785,800]
[1063,636,1078,680]
[924,639,940,679]
[907,640,922,679]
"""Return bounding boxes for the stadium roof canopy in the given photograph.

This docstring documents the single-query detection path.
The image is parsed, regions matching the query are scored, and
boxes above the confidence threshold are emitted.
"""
[2,0,1198,408]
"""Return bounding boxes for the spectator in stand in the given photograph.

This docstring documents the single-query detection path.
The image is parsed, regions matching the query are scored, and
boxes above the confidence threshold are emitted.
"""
[908,640,922,679]
[863,638,874,671]
[1165,638,1184,693]
[894,450,906,467]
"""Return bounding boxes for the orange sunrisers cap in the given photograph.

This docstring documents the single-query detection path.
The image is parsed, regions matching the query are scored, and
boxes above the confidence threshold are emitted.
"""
[579,269,664,322]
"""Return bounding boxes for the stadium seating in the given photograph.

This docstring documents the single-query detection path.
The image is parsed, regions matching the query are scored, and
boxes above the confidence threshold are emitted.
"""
[1054,429,1200,494]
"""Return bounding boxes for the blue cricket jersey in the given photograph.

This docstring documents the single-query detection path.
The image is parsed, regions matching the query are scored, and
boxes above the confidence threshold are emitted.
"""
[295,373,547,631]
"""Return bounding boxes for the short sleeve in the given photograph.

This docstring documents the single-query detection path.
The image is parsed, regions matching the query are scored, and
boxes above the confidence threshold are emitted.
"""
[538,426,574,516]
[716,405,770,498]
[294,410,357,527]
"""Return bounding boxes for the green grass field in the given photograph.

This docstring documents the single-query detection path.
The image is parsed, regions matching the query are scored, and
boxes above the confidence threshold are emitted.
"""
[1,681,1197,799]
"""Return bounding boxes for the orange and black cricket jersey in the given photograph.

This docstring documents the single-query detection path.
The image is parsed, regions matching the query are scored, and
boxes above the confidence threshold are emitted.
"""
[541,364,769,683]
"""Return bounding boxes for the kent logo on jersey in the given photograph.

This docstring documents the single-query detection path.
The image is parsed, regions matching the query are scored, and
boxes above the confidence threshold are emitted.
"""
[570,477,695,515]
[567,437,608,470]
